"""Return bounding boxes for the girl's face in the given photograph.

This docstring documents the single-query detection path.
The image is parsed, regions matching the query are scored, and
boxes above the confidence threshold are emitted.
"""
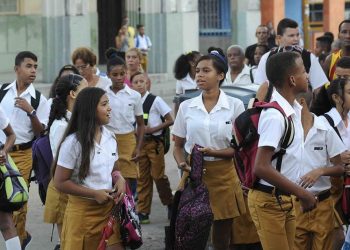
[125,51,140,70]
[108,65,126,89]
[131,74,147,95]
[195,59,224,91]
[254,47,266,65]
[96,94,111,125]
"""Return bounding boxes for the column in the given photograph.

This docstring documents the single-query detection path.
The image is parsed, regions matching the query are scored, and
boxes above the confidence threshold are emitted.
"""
[260,0,285,29]
[323,0,345,37]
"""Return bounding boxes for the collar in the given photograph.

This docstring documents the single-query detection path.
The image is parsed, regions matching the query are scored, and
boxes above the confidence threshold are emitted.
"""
[66,110,72,120]
[7,80,36,99]
[226,64,251,83]
[184,73,195,83]
[313,114,328,131]
[108,84,131,95]
[327,107,343,127]
[271,90,302,117]
[188,89,230,112]
[141,91,150,102]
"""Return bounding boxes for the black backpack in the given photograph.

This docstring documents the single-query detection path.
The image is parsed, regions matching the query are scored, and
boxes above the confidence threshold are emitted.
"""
[0,83,41,110]
[268,47,311,73]
[143,94,171,154]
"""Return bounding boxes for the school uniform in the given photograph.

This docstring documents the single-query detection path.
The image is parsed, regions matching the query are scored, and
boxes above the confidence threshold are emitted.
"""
[175,73,197,95]
[44,112,71,225]
[172,90,246,220]
[294,114,346,250]
[248,90,303,250]
[57,127,121,250]
[0,81,49,242]
[136,92,173,214]
[323,107,350,227]
[105,85,143,179]
[222,64,253,86]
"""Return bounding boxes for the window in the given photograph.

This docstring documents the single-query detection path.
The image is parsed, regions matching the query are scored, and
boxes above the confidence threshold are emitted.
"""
[309,3,323,22]
[199,0,231,36]
[0,0,19,14]
[345,2,350,19]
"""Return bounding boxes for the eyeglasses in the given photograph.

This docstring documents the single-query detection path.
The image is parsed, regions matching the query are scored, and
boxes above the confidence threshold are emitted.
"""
[75,64,89,71]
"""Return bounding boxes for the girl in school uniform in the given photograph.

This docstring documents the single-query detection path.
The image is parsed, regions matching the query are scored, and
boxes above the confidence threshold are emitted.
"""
[0,106,19,249]
[105,54,145,196]
[43,73,87,249]
[172,47,246,250]
[53,87,126,250]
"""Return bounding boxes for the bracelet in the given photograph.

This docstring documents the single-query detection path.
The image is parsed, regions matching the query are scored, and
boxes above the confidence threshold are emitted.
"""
[112,170,122,184]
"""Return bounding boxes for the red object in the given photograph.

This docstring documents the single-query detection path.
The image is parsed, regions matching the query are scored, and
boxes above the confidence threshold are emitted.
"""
[97,204,119,250]
[342,176,350,223]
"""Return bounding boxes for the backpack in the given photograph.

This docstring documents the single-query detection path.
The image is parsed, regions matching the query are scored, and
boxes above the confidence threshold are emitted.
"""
[0,154,29,212]
[0,83,41,111]
[143,93,171,154]
[173,144,213,250]
[231,100,295,189]
[31,133,53,204]
[322,113,350,223]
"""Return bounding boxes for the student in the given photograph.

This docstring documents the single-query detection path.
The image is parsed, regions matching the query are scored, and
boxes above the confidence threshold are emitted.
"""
[48,65,80,100]
[43,74,87,250]
[53,87,126,250]
[0,51,50,248]
[131,72,174,224]
[250,45,269,82]
[172,48,246,250]
[255,18,328,91]
[134,24,152,72]
[248,52,317,250]
[174,51,201,95]
[105,55,145,196]
[0,106,19,249]
[71,47,111,89]
[333,55,350,78]
[295,88,345,250]
[311,77,350,250]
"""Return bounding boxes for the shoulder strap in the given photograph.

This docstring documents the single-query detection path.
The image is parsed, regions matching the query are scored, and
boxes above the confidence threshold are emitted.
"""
[249,68,254,83]
[31,90,41,111]
[142,94,157,126]
[0,83,10,103]
[323,114,342,140]
[301,49,311,73]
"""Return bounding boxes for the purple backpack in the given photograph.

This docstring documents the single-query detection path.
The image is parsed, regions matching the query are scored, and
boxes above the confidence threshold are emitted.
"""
[174,144,213,250]
[31,133,53,204]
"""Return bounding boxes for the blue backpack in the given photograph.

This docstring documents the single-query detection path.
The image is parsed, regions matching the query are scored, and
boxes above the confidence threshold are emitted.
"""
[32,133,53,204]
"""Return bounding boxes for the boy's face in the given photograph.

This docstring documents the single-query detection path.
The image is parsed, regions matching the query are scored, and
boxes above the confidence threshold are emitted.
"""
[291,57,309,93]
[131,74,147,95]
[278,27,300,47]
[15,58,37,84]
[314,41,323,57]
[335,66,350,78]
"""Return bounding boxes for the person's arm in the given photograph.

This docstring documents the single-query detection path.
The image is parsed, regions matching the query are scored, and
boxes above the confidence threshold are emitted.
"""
[145,112,173,134]
[2,124,15,155]
[173,135,191,172]
[254,146,317,212]
[132,115,144,162]
[322,54,332,79]
[198,147,234,158]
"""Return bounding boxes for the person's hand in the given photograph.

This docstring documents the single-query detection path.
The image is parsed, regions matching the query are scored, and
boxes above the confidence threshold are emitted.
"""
[178,162,191,172]
[112,176,126,203]
[131,148,140,162]
[93,189,113,204]
[341,151,350,165]
[299,168,323,188]
[298,190,317,213]
[0,150,6,165]
[14,97,33,114]
[198,147,214,156]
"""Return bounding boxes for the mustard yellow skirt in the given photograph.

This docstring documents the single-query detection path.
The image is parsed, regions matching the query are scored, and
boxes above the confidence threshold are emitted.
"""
[115,132,139,178]
[61,195,122,250]
[43,180,68,224]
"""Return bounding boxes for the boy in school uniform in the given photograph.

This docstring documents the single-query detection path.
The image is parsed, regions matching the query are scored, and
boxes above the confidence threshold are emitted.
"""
[248,52,317,250]
[131,72,174,223]
[0,51,50,248]
[295,89,345,250]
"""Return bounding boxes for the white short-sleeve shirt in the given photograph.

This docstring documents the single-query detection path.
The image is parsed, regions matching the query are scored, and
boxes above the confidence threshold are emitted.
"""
[254,50,328,90]
[57,127,118,190]
[257,90,304,186]
[172,90,245,160]
[175,74,197,95]
[302,114,346,193]
[96,76,112,90]
[0,81,50,144]
[142,92,171,136]
[222,64,253,86]
[49,111,71,158]
[324,107,350,149]
[0,105,9,130]
[105,85,143,134]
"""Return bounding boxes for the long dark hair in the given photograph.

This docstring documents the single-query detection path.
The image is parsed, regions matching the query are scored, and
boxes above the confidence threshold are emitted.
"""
[54,87,106,180]
[173,51,200,80]
[47,73,84,131]
[311,77,350,116]
[49,65,80,98]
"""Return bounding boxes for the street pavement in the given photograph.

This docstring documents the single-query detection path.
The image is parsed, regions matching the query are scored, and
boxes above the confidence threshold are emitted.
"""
[0,73,180,250]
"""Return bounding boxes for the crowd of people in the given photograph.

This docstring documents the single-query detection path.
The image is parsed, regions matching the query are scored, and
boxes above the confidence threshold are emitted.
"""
[1,16,350,250]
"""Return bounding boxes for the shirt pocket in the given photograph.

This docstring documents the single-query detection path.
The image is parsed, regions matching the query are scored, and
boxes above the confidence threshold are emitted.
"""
[215,121,233,140]
[310,143,328,166]
[124,103,135,119]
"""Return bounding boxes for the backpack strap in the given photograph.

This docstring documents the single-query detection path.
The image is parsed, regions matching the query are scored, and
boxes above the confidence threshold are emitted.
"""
[249,68,254,83]
[323,114,342,140]
[0,83,11,103]
[0,83,41,110]
[142,94,157,126]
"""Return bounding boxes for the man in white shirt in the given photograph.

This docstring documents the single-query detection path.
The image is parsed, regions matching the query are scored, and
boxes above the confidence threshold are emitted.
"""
[0,51,49,248]
[135,24,152,72]
[222,45,253,87]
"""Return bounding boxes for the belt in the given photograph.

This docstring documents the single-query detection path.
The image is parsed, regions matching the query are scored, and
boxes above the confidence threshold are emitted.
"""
[295,189,331,203]
[12,140,33,152]
[254,183,291,196]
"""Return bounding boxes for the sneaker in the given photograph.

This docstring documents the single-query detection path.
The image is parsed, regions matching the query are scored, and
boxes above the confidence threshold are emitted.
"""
[167,204,173,220]
[21,231,32,250]
[54,244,60,250]
[138,213,150,224]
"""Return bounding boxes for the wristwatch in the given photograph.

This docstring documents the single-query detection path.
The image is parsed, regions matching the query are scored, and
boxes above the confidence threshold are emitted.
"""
[27,109,37,117]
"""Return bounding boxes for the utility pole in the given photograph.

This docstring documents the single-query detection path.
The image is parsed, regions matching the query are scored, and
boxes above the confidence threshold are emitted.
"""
[302,0,310,49]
